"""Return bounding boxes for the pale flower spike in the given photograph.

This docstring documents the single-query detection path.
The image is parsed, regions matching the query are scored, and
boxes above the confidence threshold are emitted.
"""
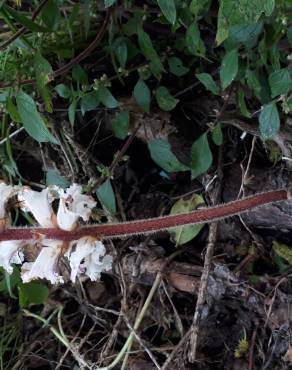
[0,182,112,284]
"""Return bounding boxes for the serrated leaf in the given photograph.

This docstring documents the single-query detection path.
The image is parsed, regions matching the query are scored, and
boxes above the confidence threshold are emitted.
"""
[46,170,70,189]
[191,133,212,179]
[259,102,280,141]
[98,87,119,108]
[96,179,116,215]
[157,0,176,24]
[133,79,151,113]
[170,194,205,246]
[196,73,219,95]
[138,28,164,78]
[80,91,99,115]
[112,111,130,140]
[16,91,57,143]
[186,22,205,55]
[155,86,179,111]
[212,124,223,145]
[220,49,238,90]
[168,57,189,77]
[148,139,189,173]
[55,84,71,99]
[269,68,292,98]
[4,5,50,32]
[19,282,49,307]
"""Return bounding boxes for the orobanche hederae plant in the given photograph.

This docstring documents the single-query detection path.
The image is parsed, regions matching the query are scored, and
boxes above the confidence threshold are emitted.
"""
[0,182,113,284]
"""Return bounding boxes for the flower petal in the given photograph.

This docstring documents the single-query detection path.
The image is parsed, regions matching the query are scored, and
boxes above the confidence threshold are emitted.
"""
[21,240,64,284]
[65,237,112,283]
[0,240,24,274]
[18,187,57,228]
[57,184,96,231]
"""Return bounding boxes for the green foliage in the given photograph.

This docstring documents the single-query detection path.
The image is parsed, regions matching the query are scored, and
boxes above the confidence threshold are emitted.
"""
[191,133,213,179]
[259,102,280,141]
[155,86,179,111]
[112,110,130,139]
[196,73,219,95]
[134,79,151,112]
[157,0,176,25]
[220,49,238,90]
[96,178,117,215]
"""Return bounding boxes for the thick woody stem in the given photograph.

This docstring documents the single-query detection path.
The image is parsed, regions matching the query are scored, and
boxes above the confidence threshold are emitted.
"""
[0,189,290,242]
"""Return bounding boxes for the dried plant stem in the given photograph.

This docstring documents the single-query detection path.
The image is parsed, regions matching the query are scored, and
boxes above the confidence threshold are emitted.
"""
[0,188,290,242]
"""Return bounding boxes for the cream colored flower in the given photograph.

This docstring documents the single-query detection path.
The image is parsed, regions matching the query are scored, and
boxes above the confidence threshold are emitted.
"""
[0,240,24,273]
[0,182,16,229]
[21,240,64,284]
[65,237,112,283]
[18,187,58,228]
[57,184,96,231]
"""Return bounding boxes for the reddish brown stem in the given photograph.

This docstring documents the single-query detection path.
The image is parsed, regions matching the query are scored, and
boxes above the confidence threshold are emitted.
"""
[0,189,290,242]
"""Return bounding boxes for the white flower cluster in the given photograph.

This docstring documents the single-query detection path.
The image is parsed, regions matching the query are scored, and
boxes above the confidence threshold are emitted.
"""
[0,182,112,284]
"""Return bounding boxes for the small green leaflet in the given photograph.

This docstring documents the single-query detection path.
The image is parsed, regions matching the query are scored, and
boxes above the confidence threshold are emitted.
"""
[186,22,205,55]
[55,84,71,99]
[133,79,151,113]
[220,49,238,90]
[16,91,58,144]
[98,87,119,108]
[138,28,164,78]
[41,0,61,30]
[196,73,219,95]
[273,241,292,266]
[34,53,53,112]
[96,179,116,215]
[157,0,176,24]
[191,133,212,179]
[148,139,189,173]
[19,282,49,307]
[269,68,292,98]
[212,124,223,146]
[46,170,70,189]
[68,99,77,127]
[259,102,280,141]
[80,91,100,115]
[155,86,179,111]
[170,194,205,246]
[168,57,189,77]
[112,111,130,140]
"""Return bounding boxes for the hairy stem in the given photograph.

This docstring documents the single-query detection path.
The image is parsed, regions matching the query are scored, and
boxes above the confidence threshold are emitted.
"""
[0,189,290,242]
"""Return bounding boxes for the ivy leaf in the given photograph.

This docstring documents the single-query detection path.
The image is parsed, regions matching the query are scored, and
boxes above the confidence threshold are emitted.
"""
[97,87,119,108]
[133,79,151,113]
[170,194,205,246]
[259,102,280,141]
[16,91,57,144]
[96,179,116,215]
[196,73,219,95]
[112,111,130,140]
[220,49,238,90]
[191,133,212,179]
[186,22,205,55]
[148,139,189,173]
[157,0,176,24]
[212,124,223,146]
[168,57,189,77]
[138,28,164,78]
[19,282,49,307]
[269,68,292,98]
[155,86,179,111]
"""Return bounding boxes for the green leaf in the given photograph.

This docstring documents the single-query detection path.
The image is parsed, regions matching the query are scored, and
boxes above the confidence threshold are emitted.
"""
[269,69,292,98]
[170,194,205,245]
[98,87,119,108]
[186,22,205,55]
[19,282,49,307]
[228,22,263,48]
[55,84,71,99]
[138,28,164,78]
[7,97,21,122]
[112,111,130,140]
[72,65,88,85]
[16,91,57,144]
[220,49,238,90]
[259,102,280,141]
[196,73,219,95]
[212,124,223,146]
[237,89,251,118]
[246,70,261,99]
[168,57,189,77]
[263,0,275,16]
[104,0,116,7]
[80,91,99,115]
[3,5,50,32]
[96,179,116,215]
[34,53,53,112]
[41,0,61,30]
[157,0,176,24]
[273,241,292,266]
[133,79,151,113]
[148,139,189,173]
[68,99,77,127]
[155,86,179,111]
[46,170,69,188]
[191,133,212,179]
[113,38,128,68]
